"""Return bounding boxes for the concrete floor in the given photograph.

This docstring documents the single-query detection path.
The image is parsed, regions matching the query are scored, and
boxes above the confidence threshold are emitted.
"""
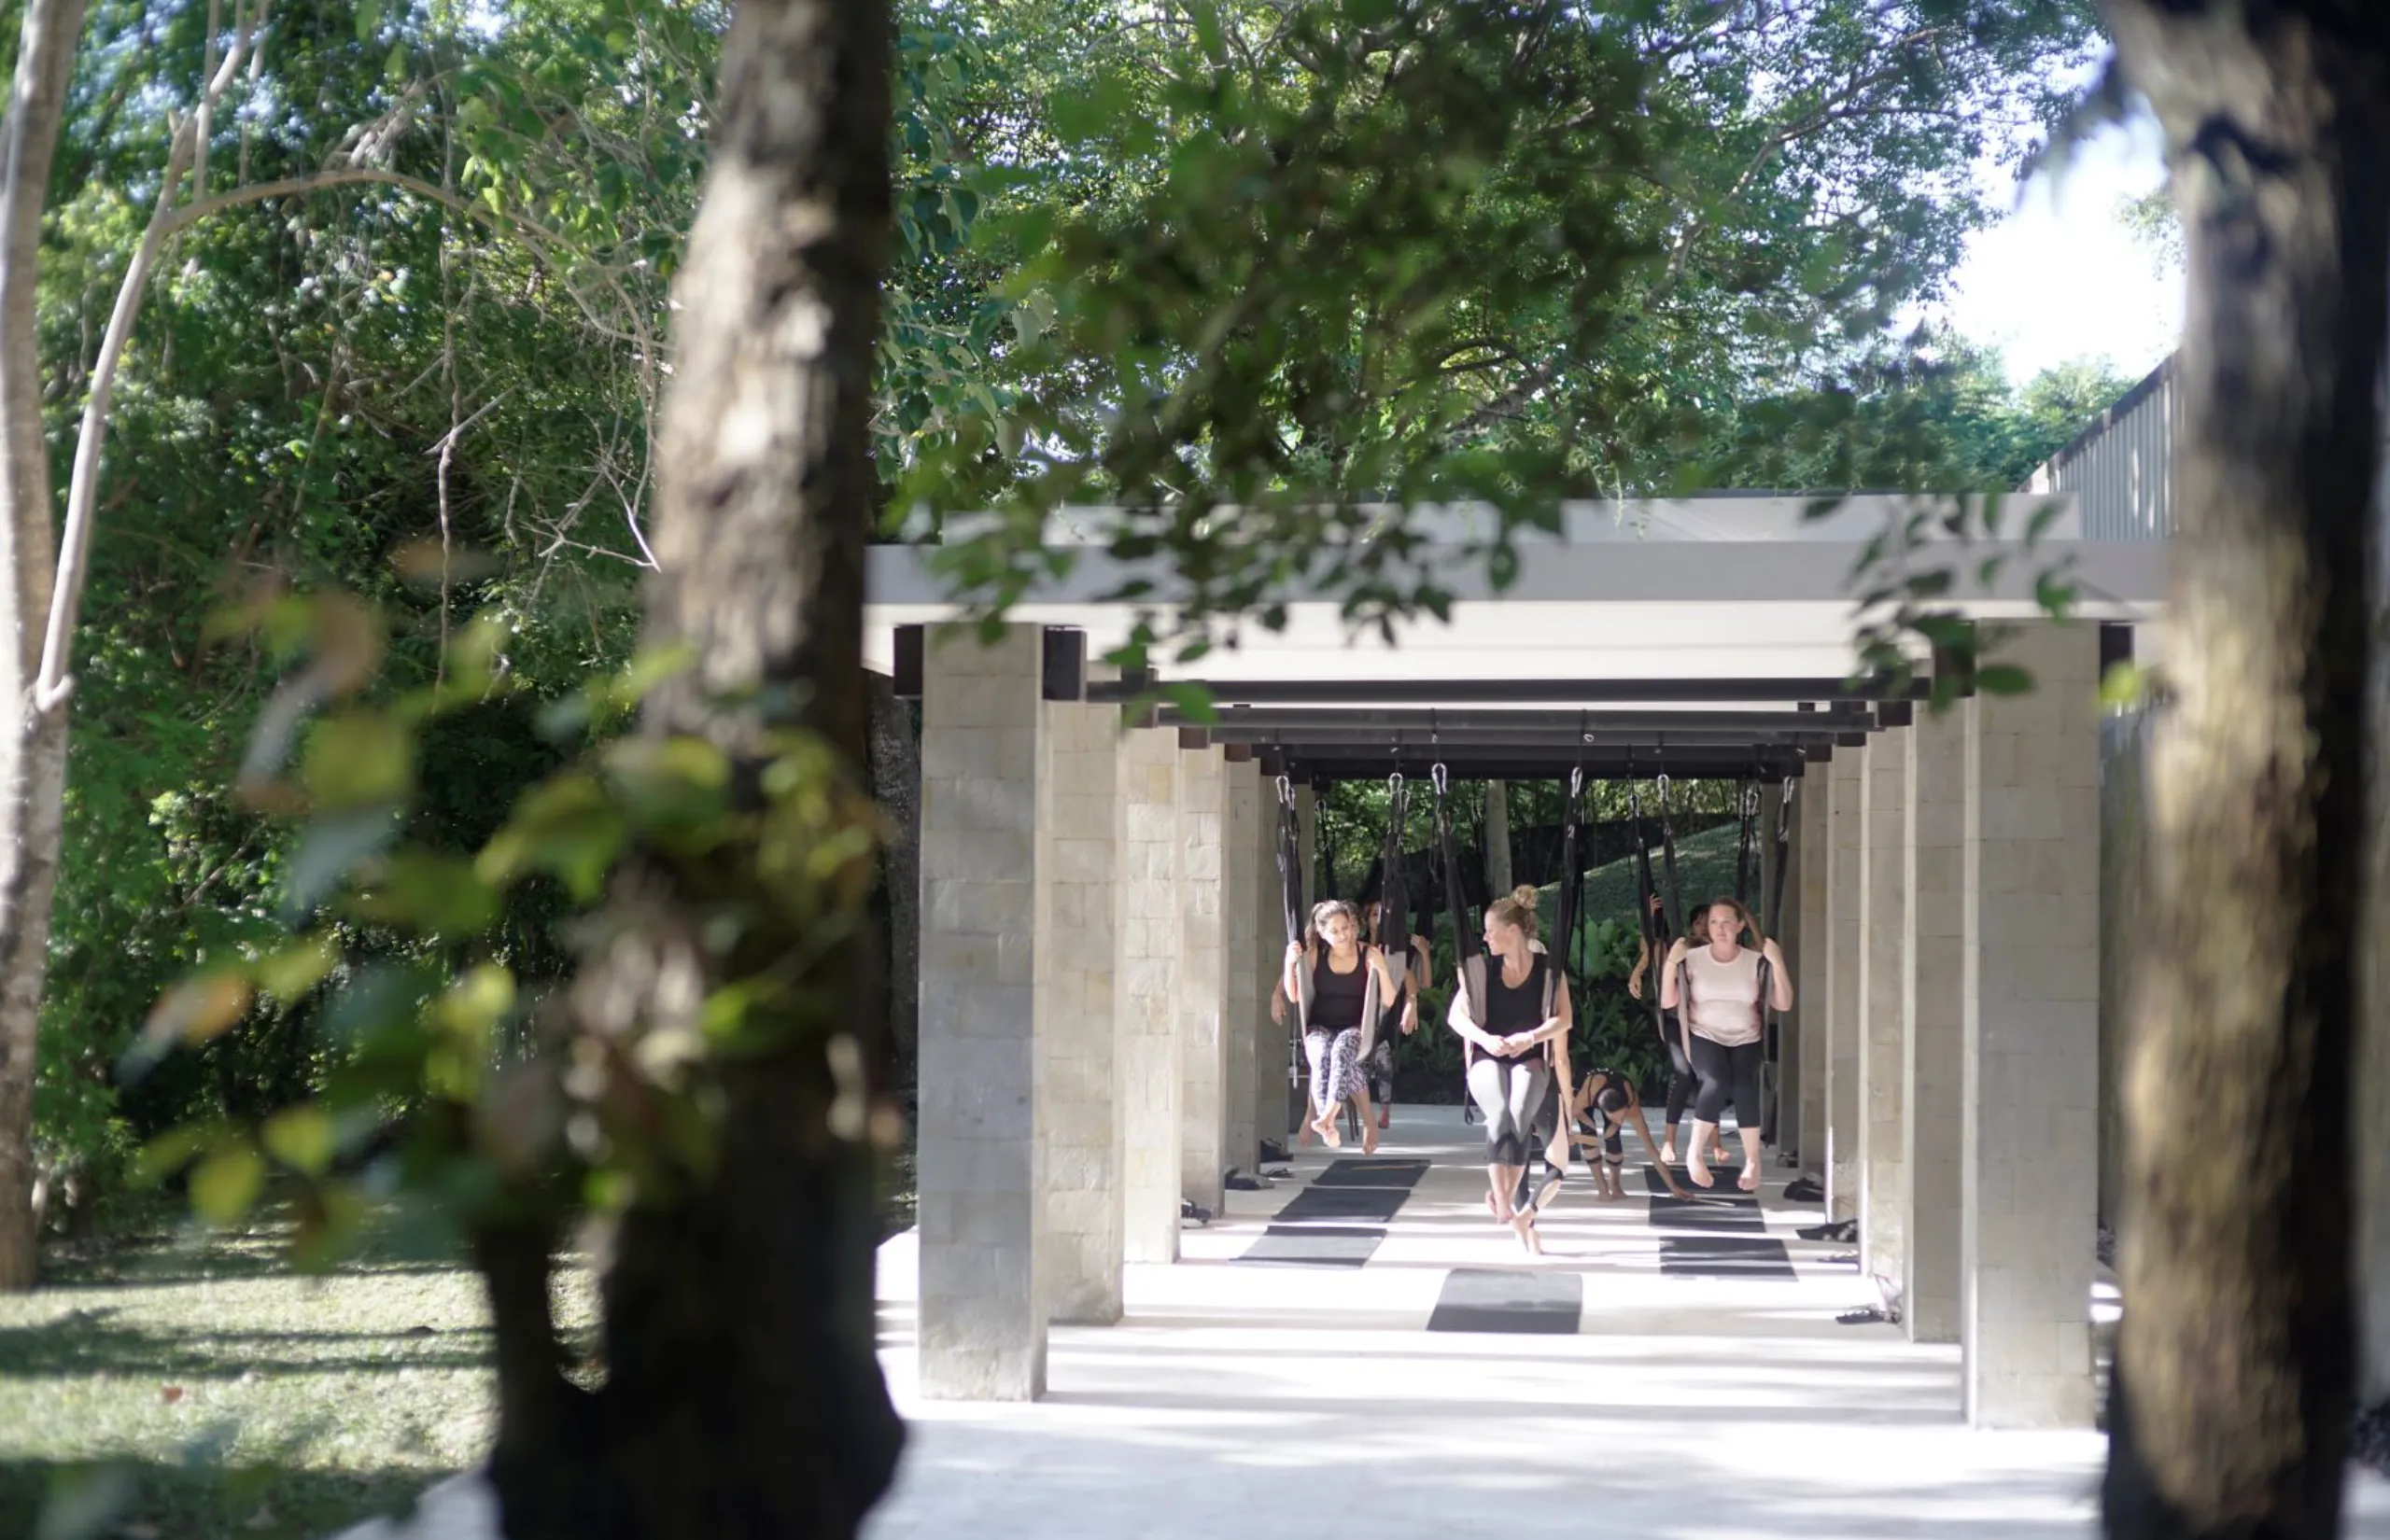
[865,1104,2390,1540]
[344,1103,2390,1538]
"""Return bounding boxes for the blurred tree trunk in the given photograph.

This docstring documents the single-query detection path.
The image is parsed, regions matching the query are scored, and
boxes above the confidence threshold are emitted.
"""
[2100,4,2390,1536]
[0,0,91,1291]
[475,2,904,1535]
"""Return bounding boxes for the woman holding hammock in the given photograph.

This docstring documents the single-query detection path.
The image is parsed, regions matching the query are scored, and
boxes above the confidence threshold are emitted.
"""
[1280,900,1402,1152]
[1660,896,1793,1193]
[1445,887,1574,1254]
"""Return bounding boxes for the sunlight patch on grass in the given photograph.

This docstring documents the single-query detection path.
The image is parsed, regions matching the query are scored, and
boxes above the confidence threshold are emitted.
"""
[0,1225,594,1540]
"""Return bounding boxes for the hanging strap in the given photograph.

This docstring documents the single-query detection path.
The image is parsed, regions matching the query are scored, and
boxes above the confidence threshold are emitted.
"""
[1541,765,1590,1177]
[1431,763,1479,962]
[1655,768,1686,940]
[1628,775,1675,1056]
[1733,776,1761,905]
[1274,775,1309,1080]
[1765,776,1795,943]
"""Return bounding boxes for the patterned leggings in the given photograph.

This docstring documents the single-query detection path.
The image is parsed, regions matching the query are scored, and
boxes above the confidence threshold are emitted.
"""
[1304,1028,1365,1117]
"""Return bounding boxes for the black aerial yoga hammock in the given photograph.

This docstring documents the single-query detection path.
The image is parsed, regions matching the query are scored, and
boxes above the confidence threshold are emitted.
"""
[1374,773,1413,986]
[1655,765,1686,942]
[1273,774,1307,1097]
[1431,764,1488,1126]
[1630,770,1696,1108]
[1760,775,1797,1144]
[1733,774,1762,906]
[1525,765,1592,1211]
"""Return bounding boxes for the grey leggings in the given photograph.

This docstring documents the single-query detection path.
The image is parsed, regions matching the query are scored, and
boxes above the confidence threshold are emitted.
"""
[1466,1055,1552,1167]
[1304,1028,1364,1116]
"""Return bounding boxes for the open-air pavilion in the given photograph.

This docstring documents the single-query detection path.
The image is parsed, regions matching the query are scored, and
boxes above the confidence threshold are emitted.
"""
[839,463,2390,1539]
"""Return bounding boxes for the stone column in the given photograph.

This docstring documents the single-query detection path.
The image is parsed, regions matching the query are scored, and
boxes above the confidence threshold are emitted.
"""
[1905,703,1967,1343]
[1962,622,2101,1427]
[1223,757,1262,1174]
[1037,699,1123,1324]
[1178,742,1230,1214]
[1116,728,1182,1265]
[918,625,1047,1400]
[1761,779,1793,1152]
[1827,749,1864,1222]
[1254,774,1291,1157]
[1860,731,1910,1288]
[1797,764,1831,1172]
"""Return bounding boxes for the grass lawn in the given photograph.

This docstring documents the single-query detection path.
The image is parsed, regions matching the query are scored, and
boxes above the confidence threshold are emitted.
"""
[0,1222,594,1540]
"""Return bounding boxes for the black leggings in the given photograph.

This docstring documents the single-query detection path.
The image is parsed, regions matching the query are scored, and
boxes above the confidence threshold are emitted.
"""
[1658,1010,1697,1127]
[1689,1034,1764,1129]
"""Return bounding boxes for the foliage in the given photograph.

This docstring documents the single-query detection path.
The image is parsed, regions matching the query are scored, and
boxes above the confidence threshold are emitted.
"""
[897,0,2104,670]
[116,589,880,1275]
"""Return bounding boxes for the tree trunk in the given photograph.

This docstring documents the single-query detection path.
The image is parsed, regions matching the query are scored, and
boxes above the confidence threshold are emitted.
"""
[477,2,903,1536]
[2099,5,2390,1536]
[1483,779,1512,897]
[865,670,919,1083]
[0,0,91,1292]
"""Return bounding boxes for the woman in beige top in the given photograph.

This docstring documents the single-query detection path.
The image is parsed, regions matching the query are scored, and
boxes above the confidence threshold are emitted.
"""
[1659,896,1792,1193]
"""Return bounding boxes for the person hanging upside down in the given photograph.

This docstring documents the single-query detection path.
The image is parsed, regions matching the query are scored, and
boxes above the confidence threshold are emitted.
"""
[1281,900,1400,1154]
[1568,1067,1692,1202]
[1660,896,1794,1194]
[1627,889,1714,1171]
[1364,899,1430,1132]
[1446,889,1573,1254]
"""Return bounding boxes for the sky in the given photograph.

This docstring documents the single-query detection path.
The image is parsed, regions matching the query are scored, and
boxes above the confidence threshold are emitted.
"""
[1929,113,2185,389]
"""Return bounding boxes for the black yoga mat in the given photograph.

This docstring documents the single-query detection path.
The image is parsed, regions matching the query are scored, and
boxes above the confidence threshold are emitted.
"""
[1240,1159,1428,1267]
[1427,1267,1584,1335]
[1659,1236,1796,1279]
[1641,1167,1795,1279]
[1311,1158,1431,1190]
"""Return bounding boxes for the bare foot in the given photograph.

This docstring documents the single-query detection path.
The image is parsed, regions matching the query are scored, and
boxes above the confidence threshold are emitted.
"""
[1738,1164,1761,1193]
[1512,1211,1542,1255]
[1377,1106,1390,1131]
[1688,1147,1716,1189]
[1313,1113,1343,1149]
[1361,1122,1380,1155]
[1297,1119,1315,1148]
[1660,1141,1678,1166]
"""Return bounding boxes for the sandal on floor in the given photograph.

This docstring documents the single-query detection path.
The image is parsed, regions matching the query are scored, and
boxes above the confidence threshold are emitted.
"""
[1835,1307,1887,1326]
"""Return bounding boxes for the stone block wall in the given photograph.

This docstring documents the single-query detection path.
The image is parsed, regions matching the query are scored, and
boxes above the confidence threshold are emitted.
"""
[1177,745,1230,1212]
[1905,704,1967,1343]
[918,624,1047,1400]
[1962,622,2101,1427]
[1861,732,1911,1287]
[1827,750,1864,1221]
[1036,700,1121,1325]
[1116,728,1182,1264]
[1797,767,1831,1172]
[1223,760,1261,1173]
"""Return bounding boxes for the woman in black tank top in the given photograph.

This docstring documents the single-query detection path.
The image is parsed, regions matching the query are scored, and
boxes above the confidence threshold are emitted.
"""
[1443,889,1574,1253]
[1279,900,1400,1153]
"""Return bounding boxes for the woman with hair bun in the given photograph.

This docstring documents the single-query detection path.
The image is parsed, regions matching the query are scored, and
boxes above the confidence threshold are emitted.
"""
[1660,896,1793,1192]
[1280,899,1401,1153]
[1446,885,1574,1253]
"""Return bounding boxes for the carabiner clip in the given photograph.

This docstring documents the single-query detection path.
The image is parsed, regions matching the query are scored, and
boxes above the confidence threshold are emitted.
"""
[1431,763,1450,797]
[1276,774,1295,807]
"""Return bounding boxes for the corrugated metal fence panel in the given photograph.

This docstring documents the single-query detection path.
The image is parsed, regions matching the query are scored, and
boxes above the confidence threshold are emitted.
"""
[2024,358,2177,542]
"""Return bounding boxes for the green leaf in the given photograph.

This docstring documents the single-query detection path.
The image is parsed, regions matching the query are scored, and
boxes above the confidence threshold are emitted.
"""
[2100,660,2148,710]
[190,1141,265,1227]
[1975,664,2035,696]
[283,805,403,921]
[262,1106,336,1175]
[346,850,500,934]
[356,0,381,43]
[302,711,415,808]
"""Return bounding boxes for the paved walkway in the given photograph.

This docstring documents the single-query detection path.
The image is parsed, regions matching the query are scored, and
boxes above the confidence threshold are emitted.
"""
[865,1104,2390,1540]
[342,1102,2390,1538]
